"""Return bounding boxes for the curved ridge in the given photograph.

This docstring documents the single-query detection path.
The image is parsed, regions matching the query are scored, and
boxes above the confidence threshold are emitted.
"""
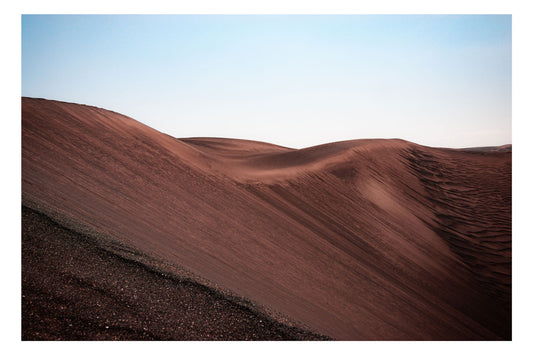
[22,97,511,340]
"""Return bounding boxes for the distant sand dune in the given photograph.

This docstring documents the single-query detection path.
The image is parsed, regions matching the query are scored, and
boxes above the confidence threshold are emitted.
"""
[22,98,511,340]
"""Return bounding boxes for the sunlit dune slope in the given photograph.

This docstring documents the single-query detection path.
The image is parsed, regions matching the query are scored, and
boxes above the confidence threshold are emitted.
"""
[22,98,511,340]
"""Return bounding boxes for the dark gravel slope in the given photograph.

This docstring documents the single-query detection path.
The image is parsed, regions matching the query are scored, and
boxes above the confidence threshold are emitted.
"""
[22,206,329,340]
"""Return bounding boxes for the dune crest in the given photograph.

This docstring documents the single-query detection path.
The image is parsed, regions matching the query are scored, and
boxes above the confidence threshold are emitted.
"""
[22,98,511,340]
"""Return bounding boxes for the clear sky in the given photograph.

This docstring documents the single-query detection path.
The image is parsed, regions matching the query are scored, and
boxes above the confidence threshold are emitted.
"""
[21,15,511,149]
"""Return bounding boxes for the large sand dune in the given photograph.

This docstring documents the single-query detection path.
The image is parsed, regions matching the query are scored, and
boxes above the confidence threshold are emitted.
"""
[21,98,511,340]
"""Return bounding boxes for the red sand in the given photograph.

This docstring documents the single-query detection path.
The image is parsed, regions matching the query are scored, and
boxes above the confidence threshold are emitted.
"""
[21,98,511,340]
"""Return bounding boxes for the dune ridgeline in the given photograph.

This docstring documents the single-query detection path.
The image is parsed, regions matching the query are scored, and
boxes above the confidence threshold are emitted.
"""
[22,98,511,340]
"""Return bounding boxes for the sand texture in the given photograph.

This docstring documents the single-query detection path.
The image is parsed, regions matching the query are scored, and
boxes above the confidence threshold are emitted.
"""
[21,98,511,340]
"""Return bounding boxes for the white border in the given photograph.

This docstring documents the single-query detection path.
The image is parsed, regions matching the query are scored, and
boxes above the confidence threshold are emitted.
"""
[4,1,531,354]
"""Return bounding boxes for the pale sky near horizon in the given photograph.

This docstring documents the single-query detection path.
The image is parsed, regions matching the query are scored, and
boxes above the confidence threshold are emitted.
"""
[21,15,511,149]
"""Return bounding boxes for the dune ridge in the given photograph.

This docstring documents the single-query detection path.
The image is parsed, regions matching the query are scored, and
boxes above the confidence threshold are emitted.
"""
[22,98,511,340]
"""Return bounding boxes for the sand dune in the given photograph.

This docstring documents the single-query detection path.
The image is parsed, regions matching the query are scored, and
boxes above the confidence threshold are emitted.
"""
[21,98,511,340]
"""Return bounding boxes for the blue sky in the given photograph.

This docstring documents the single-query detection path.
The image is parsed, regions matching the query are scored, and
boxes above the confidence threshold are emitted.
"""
[21,15,511,148]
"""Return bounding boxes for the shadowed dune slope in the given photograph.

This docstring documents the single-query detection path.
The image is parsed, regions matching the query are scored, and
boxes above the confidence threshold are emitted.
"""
[22,206,328,340]
[22,98,511,340]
